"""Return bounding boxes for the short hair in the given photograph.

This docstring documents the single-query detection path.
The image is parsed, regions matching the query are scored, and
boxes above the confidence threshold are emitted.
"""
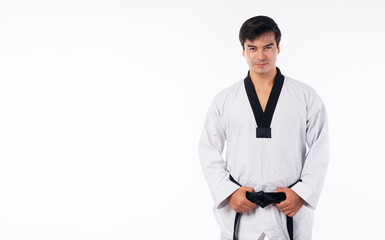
[239,16,281,50]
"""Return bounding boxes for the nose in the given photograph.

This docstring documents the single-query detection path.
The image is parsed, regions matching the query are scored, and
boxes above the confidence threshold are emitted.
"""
[256,49,265,61]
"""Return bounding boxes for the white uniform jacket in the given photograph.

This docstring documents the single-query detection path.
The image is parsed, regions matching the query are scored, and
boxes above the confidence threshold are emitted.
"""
[198,69,329,240]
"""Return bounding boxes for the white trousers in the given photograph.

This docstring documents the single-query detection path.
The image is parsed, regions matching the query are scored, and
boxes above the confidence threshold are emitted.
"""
[220,232,267,240]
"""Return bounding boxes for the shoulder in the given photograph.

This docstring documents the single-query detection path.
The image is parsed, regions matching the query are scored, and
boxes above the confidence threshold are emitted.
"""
[283,75,324,109]
[212,79,244,109]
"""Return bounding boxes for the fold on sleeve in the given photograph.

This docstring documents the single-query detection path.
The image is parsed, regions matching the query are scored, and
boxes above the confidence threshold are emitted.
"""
[291,93,330,210]
[198,96,240,209]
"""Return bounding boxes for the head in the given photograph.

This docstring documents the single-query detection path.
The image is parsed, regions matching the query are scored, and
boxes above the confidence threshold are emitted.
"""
[239,16,281,76]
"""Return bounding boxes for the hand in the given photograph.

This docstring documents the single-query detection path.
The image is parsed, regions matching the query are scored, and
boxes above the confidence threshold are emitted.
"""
[274,187,304,217]
[228,186,258,213]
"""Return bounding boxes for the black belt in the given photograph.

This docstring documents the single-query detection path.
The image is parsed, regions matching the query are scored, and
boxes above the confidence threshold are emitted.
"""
[229,175,302,240]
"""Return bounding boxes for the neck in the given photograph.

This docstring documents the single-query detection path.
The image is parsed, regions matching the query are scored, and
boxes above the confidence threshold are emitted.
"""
[249,67,277,88]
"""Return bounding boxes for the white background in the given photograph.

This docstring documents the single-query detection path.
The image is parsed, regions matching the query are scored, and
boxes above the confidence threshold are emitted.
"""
[1,0,385,239]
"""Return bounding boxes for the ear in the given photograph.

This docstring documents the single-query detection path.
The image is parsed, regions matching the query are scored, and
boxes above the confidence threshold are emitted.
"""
[277,43,280,54]
[242,49,245,57]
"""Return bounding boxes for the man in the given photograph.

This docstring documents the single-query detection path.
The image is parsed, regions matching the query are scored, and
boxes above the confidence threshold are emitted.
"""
[198,16,329,240]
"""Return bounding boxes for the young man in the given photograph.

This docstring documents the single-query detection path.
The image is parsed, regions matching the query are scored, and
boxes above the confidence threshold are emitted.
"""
[198,16,329,240]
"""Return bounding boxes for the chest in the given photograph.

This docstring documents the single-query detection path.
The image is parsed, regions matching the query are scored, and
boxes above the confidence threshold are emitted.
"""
[222,86,307,141]
[255,88,272,112]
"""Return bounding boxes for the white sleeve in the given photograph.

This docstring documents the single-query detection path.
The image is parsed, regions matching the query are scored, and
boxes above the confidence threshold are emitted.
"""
[291,92,330,210]
[198,96,240,209]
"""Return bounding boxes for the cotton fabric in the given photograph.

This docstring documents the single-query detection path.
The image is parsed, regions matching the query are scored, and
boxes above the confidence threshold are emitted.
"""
[199,72,329,240]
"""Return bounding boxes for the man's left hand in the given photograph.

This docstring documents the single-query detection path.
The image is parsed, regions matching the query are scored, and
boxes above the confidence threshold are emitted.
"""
[274,187,304,217]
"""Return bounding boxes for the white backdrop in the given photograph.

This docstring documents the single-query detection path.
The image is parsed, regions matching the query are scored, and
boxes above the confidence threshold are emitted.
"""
[1,0,385,239]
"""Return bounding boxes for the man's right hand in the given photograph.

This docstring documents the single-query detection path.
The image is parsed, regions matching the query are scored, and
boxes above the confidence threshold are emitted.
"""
[228,186,258,213]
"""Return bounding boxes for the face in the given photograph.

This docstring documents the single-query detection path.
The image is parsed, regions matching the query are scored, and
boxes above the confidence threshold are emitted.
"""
[242,32,280,76]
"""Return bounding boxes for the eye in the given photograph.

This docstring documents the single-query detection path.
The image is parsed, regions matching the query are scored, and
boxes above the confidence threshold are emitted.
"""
[249,47,255,51]
[265,46,272,50]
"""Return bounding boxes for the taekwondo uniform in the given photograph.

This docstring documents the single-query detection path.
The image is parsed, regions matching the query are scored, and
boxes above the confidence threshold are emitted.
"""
[199,68,329,240]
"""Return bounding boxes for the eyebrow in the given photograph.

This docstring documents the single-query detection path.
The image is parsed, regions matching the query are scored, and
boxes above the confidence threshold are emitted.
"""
[247,43,274,48]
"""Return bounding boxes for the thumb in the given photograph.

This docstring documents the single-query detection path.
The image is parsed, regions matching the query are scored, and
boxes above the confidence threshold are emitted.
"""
[274,187,286,193]
[244,186,255,192]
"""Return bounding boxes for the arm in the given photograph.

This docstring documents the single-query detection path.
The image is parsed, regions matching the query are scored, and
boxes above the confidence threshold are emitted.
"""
[198,96,240,209]
[290,93,330,210]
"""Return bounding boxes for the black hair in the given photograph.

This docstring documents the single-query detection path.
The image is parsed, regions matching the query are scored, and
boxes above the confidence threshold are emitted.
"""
[239,16,281,50]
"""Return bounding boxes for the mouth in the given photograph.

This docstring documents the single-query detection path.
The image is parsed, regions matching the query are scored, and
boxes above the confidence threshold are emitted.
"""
[256,63,267,67]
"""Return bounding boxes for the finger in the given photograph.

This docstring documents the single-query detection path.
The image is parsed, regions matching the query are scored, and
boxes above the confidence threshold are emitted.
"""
[249,202,258,209]
[243,202,257,210]
[241,196,253,204]
[243,199,257,209]
[275,202,282,209]
[235,207,245,213]
[241,200,257,212]
[284,210,293,216]
[286,208,297,216]
[276,199,287,206]
[242,205,254,213]
[277,201,289,209]
[290,209,299,217]
[237,206,248,213]
[287,211,295,217]
[276,204,283,211]
[242,207,252,213]
[275,187,288,193]
[244,187,255,193]
[245,205,257,213]
[274,187,284,193]
[277,203,292,213]
[280,205,291,212]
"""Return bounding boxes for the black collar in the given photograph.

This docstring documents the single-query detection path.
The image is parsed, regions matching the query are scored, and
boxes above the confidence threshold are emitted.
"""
[244,67,285,138]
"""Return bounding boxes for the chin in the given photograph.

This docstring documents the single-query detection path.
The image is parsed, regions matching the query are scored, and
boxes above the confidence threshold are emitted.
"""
[253,66,273,75]
[253,68,270,75]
